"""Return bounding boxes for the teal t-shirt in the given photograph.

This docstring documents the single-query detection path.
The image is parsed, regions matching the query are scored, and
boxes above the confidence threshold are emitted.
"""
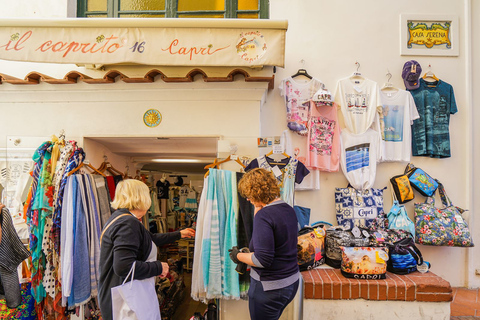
[408,78,457,158]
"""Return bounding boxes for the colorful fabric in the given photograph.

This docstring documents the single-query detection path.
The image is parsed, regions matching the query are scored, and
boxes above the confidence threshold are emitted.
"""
[334,186,387,230]
[408,78,458,158]
[0,283,37,320]
[341,247,388,279]
[387,201,415,238]
[415,181,473,247]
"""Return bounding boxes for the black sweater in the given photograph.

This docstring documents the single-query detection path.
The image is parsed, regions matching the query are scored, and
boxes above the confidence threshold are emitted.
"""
[98,208,181,320]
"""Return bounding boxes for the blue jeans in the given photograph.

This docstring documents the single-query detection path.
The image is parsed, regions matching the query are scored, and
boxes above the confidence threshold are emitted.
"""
[248,278,299,320]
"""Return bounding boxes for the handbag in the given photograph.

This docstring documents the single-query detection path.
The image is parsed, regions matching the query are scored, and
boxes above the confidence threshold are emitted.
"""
[325,226,371,268]
[415,180,474,247]
[390,174,414,204]
[111,262,161,320]
[340,247,389,280]
[297,222,330,271]
[405,163,438,197]
[387,237,423,275]
[387,188,415,238]
[334,185,387,230]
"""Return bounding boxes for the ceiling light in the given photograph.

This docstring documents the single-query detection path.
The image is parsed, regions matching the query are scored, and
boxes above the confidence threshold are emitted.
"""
[151,159,208,163]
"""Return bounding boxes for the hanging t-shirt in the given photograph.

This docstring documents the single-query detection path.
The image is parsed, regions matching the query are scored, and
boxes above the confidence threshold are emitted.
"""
[245,156,309,207]
[281,130,320,190]
[179,185,190,208]
[407,78,457,158]
[379,89,419,162]
[156,179,170,199]
[306,101,341,172]
[279,77,325,136]
[334,77,382,135]
[340,128,381,190]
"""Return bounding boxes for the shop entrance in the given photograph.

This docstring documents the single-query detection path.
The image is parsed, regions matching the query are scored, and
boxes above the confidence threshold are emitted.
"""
[84,136,220,320]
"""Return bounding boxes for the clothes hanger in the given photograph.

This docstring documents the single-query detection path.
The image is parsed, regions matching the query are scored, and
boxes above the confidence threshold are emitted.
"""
[350,61,364,80]
[291,59,312,79]
[422,64,439,83]
[97,155,125,177]
[265,148,291,166]
[204,154,246,178]
[380,70,399,92]
[68,160,106,177]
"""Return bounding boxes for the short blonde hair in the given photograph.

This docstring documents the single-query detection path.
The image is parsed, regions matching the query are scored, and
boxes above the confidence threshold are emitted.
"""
[238,168,280,204]
[111,179,151,211]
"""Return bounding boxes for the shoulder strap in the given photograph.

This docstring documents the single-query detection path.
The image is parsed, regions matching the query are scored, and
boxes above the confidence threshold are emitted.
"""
[100,213,132,243]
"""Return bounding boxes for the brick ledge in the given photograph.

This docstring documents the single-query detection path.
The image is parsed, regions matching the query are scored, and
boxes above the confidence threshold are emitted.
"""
[302,268,452,302]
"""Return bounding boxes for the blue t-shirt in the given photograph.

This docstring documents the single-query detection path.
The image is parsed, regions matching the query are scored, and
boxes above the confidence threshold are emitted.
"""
[408,78,457,158]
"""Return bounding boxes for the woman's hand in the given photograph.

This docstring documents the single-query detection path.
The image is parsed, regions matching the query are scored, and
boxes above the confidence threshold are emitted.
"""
[0,202,5,211]
[180,228,195,238]
[159,262,169,278]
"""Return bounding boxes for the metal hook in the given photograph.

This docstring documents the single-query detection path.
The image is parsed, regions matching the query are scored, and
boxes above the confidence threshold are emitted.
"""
[300,59,306,68]
[103,154,108,162]
[386,69,392,83]
[355,61,360,72]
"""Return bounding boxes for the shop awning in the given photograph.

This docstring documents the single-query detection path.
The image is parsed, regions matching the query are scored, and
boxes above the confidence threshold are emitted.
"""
[0,18,288,67]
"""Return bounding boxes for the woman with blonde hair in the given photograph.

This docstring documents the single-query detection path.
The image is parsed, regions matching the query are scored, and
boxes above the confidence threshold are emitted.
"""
[98,179,195,320]
[230,168,299,320]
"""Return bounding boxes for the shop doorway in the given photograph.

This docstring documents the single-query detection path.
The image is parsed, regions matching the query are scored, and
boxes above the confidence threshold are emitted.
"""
[84,136,220,320]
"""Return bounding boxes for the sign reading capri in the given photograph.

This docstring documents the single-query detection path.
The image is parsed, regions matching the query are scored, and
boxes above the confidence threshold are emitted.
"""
[0,24,286,67]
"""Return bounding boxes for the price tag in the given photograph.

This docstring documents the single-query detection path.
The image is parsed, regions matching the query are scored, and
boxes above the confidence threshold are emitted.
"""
[231,154,238,160]
[272,145,283,154]
[362,230,370,238]
[353,86,362,92]
[271,166,282,178]
[351,226,361,238]
[417,262,430,273]
[455,214,464,224]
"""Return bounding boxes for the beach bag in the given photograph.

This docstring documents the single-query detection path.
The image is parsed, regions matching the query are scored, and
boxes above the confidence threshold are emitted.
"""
[335,186,387,230]
[325,226,371,268]
[390,173,414,204]
[405,163,438,197]
[340,247,389,279]
[415,180,474,247]
[297,222,330,270]
[111,262,161,320]
[387,237,423,275]
[387,188,415,238]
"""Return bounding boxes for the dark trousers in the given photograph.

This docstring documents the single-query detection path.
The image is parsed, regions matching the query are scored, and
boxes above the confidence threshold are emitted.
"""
[248,278,299,320]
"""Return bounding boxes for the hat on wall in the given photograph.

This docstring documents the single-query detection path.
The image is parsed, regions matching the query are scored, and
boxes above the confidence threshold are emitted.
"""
[312,88,334,106]
[402,60,422,90]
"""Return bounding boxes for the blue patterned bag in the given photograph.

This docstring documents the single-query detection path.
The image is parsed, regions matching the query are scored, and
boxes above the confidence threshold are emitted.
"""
[334,186,387,230]
[387,199,415,239]
[405,163,438,197]
[415,180,474,247]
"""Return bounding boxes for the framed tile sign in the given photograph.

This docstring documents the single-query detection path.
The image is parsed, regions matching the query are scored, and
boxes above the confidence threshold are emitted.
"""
[400,14,459,56]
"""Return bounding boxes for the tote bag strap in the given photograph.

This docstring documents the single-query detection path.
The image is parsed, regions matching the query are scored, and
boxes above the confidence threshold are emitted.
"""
[122,261,136,288]
[436,180,452,208]
[404,163,416,175]
[100,213,132,243]
[390,181,398,203]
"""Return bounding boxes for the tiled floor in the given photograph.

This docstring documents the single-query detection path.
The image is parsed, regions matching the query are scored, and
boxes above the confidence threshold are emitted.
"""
[451,287,480,319]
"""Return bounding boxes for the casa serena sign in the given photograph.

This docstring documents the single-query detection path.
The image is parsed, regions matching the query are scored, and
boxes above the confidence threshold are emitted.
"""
[407,21,451,49]
[0,25,286,67]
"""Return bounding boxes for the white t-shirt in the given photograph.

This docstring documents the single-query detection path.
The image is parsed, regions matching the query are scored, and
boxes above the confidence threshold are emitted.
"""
[379,89,420,162]
[279,77,325,136]
[340,128,381,190]
[281,130,320,190]
[334,77,381,134]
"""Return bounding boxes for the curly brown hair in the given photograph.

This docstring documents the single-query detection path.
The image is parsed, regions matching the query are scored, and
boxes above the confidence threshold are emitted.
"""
[238,168,280,204]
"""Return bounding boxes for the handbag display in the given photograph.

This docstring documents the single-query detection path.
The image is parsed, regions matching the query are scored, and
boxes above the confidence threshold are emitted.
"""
[325,226,371,268]
[405,163,438,197]
[297,222,329,271]
[387,188,415,238]
[111,262,161,320]
[415,180,474,247]
[340,247,389,280]
[390,174,414,204]
[334,186,387,230]
[387,237,423,275]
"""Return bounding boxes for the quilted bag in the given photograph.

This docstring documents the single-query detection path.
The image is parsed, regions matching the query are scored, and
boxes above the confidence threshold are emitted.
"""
[340,247,389,280]
[335,186,387,230]
[297,222,330,271]
[390,174,414,204]
[387,237,423,275]
[415,180,474,247]
[405,163,438,197]
[325,226,370,268]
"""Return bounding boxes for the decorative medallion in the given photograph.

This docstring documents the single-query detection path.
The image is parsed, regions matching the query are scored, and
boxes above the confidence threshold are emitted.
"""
[143,109,162,127]
[236,31,267,63]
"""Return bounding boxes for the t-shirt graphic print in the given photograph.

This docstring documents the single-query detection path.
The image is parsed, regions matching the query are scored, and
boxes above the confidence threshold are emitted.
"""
[382,105,404,142]
[345,143,370,173]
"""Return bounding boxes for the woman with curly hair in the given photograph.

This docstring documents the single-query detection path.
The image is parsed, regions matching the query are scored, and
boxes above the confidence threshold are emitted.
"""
[230,168,299,320]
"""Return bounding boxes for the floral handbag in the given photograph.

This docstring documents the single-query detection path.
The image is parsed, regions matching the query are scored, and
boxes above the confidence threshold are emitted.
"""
[415,180,474,247]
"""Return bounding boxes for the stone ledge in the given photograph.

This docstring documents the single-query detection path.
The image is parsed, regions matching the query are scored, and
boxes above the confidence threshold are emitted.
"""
[302,268,452,302]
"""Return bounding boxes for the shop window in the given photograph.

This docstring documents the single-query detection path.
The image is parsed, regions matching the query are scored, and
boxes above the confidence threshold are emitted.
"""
[77,0,268,19]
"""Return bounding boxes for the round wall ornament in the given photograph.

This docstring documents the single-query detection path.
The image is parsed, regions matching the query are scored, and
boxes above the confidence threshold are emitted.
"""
[143,109,162,127]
